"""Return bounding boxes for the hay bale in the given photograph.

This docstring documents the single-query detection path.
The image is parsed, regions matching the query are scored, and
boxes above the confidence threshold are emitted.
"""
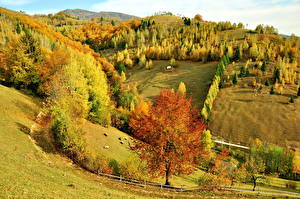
[118,137,122,141]
[120,141,124,145]
[103,145,110,149]
[103,133,108,136]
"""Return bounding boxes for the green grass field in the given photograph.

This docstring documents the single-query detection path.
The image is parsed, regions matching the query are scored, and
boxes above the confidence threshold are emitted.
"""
[126,60,217,108]
[1,84,298,198]
[84,120,209,187]
[1,86,267,199]
[0,85,159,199]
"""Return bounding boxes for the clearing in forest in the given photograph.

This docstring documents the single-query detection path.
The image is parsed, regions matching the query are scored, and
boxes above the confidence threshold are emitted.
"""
[126,61,217,108]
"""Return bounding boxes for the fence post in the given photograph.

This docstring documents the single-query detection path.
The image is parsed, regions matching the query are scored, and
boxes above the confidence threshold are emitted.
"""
[160,184,162,189]
[119,175,122,182]
[144,180,146,187]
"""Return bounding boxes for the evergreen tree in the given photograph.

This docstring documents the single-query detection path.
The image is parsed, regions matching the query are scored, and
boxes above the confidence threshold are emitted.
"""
[16,23,23,34]
[265,79,270,86]
[274,67,281,82]
[261,60,267,72]
[118,63,126,74]
[270,86,275,94]
[289,96,295,103]
[235,46,241,61]
[111,20,115,26]
[232,73,238,84]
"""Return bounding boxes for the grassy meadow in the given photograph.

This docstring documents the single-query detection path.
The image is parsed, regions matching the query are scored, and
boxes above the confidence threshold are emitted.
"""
[208,62,300,148]
[126,60,217,107]
[0,85,270,199]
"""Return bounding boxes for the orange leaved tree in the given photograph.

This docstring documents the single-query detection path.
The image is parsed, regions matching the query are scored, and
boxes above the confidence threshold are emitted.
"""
[129,90,206,185]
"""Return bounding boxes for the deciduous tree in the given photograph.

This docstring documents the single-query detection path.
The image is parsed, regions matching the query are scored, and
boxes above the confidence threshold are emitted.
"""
[129,90,205,185]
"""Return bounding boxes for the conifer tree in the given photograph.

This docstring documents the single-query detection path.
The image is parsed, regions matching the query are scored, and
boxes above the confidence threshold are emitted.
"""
[265,79,270,86]
[270,86,275,94]
[261,60,267,72]
[232,73,238,84]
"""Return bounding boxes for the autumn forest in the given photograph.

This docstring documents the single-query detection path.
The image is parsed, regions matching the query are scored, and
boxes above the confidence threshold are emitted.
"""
[0,5,300,199]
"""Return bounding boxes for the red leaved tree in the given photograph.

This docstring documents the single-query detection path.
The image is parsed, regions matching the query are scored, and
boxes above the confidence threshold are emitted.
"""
[129,90,206,185]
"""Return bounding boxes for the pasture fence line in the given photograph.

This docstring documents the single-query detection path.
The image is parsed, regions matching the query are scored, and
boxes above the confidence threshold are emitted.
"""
[95,171,227,192]
[95,171,300,197]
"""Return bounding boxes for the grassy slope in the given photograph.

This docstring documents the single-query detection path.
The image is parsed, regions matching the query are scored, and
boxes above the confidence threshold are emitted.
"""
[83,120,206,186]
[0,85,157,199]
[208,63,300,148]
[84,122,135,163]
[0,85,265,199]
[126,61,217,108]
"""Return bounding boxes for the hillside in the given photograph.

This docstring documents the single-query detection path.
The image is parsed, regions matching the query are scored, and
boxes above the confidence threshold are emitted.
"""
[0,85,268,199]
[208,61,300,149]
[1,6,300,198]
[63,9,139,20]
[0,85,150,199]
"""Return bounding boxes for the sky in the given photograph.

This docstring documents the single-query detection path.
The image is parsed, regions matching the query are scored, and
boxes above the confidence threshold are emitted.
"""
[0,0,300,35]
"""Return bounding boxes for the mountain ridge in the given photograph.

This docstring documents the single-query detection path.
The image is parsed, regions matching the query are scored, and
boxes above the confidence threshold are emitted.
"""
[62,9,139,20]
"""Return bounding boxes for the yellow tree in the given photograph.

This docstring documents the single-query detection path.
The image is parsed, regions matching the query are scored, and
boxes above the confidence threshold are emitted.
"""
[177,81,186,95]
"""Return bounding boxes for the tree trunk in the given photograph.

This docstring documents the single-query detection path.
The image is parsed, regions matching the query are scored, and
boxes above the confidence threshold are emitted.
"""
[165,165,170,185]
[252,177,257,191]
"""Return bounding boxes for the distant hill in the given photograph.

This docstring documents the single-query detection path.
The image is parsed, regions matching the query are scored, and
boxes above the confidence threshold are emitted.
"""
[62,9,139,20]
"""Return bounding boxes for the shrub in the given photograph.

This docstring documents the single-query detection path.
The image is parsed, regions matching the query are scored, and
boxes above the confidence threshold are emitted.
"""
[286,181,297,190]
[111,107,131,134]
[109,159,121,176]
[169,58,176,66]
[120,157,150,180]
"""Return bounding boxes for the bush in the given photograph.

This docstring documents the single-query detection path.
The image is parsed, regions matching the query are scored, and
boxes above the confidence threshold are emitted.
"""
[120,157,150,180]
[111,107,131,134]
[286,181,297,190]
[109,159,121,176]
